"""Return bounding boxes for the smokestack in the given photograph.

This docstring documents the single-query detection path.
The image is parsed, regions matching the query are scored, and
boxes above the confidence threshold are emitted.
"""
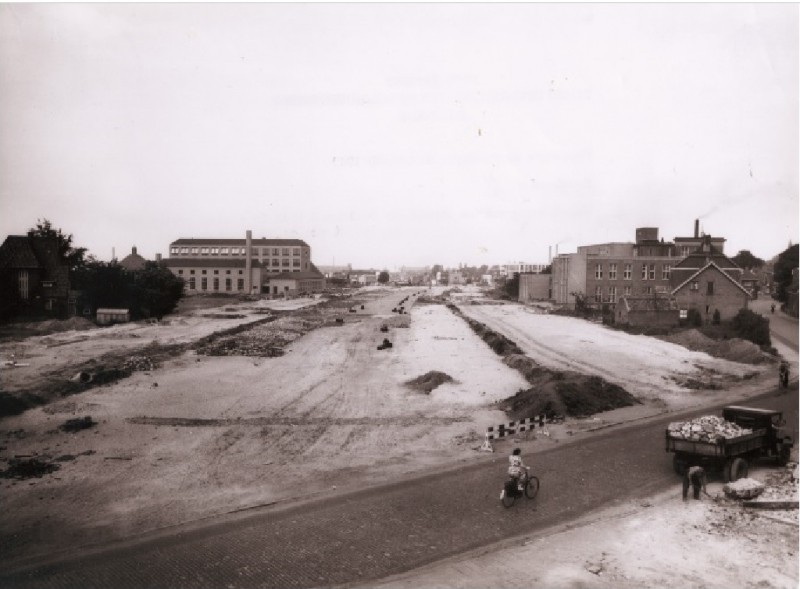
[245,230,252,294]
[549,246,552,263]
[694,219,699,238]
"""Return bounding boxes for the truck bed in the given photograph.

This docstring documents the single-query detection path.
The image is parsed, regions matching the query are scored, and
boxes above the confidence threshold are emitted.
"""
[666,428,767,458]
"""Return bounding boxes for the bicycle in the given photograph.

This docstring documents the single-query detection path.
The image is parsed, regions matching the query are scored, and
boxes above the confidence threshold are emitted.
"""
[500,468,539,508]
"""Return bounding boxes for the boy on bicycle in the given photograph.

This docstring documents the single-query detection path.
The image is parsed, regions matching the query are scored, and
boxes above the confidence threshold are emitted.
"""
[507,447,529,492]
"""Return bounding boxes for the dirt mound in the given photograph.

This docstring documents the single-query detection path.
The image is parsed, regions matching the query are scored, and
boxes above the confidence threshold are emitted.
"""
[499,374,639,420]
[660,329,770,364]
[0,457,60,479]
[499,354,639,419]
[405,371,454,394]
[447,305,523,356]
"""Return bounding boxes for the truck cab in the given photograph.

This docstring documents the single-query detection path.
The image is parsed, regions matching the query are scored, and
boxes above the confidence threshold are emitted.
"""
[722,406,792,465]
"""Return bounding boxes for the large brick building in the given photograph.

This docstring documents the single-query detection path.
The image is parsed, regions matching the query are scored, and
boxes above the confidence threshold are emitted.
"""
[164,231,325,297]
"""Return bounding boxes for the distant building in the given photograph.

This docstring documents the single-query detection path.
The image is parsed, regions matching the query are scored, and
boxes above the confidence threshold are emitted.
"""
[551,221,736,311]
[501,262,548,277]
[119,246,147,272]
[164,231,325,297]
[0,234,71,317]
[519,274,551,302]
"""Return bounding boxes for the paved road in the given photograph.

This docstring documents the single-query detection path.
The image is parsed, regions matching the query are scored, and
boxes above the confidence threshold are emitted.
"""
[3,387,795,589]
[750,295,799,352]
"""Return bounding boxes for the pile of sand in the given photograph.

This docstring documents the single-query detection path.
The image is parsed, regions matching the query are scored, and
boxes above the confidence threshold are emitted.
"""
[660,329,770,365]
[405,371,454,394]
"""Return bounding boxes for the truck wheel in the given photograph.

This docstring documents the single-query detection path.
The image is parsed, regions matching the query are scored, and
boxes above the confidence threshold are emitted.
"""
[729,457,748,482]
[673,455,688,476]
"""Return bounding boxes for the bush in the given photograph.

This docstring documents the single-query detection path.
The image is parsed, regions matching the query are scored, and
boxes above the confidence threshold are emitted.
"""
[687,308,703,327]
[731,308,771,347]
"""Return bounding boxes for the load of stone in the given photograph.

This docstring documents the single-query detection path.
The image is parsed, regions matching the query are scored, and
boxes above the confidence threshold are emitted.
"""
[723,477,765,500]
[667,415,753,444]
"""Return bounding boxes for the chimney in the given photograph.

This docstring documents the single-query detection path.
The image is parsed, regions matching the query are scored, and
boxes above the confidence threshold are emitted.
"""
[694,219,699,238]
[155,253,162,262]
[245,230,253,294]
[132,246,137,255]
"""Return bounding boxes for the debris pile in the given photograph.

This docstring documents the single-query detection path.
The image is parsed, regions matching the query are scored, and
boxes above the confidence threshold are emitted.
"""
[60,416,96,432]
[405,371,454,394]
[723,477,765,500]
[667,416,753,443]
[0,457,60,479]
[122,355,156,372]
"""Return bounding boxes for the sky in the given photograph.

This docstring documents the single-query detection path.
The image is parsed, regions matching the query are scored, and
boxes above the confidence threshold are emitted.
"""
[0,3,797,270]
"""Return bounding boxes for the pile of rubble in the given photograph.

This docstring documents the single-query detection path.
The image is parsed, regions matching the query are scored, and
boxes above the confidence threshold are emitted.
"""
[723,477,765,500]
[122,355,156,372]
[667,415,753,443]
[0,457,60,479]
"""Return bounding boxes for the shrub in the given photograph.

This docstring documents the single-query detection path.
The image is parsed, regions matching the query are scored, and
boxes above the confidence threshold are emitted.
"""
[731,308,771,347]
[687,308,703,327]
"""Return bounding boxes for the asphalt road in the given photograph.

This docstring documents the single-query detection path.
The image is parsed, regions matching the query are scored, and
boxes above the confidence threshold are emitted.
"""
[2,384,795,589]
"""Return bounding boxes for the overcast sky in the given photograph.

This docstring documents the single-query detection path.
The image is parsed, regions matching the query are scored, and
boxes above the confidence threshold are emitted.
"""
[1,3,797,269]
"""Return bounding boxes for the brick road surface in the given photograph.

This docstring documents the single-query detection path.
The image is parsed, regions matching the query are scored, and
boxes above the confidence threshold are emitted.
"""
[2,391,794,589]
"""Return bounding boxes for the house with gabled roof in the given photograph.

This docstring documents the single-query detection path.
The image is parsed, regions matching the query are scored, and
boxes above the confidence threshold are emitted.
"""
[670,260,751,323]
[0,234,71,318]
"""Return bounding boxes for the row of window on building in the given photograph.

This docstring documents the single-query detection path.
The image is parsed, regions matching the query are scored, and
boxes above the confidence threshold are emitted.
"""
[170,246,302,256]
[594,280,713,303]
[594,263,671,280]
[188,277,245,292]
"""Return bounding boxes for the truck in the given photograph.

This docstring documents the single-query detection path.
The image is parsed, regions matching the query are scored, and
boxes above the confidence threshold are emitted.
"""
[666,406,793,482]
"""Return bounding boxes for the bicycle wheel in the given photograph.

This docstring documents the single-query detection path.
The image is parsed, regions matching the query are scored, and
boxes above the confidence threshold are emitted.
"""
[525,476,540,499]
[501,488,516,508]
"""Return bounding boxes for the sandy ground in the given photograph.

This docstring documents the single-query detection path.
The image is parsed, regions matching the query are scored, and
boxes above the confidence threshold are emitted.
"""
[0,286,797,587]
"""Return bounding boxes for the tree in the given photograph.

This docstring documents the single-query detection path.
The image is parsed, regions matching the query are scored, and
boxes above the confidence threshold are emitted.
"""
[28,219,87,272]
[732,250,765,269]
[773,244,798,304]
[504,273,520,299]
[731,308,771,347]
[378,271,390,284]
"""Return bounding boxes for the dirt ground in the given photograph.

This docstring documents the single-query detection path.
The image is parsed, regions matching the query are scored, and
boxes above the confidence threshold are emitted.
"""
[0,285,797,587]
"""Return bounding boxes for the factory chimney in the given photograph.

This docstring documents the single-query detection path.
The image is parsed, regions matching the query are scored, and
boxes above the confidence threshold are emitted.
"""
[245,230,252,294]
[694,219,699,238]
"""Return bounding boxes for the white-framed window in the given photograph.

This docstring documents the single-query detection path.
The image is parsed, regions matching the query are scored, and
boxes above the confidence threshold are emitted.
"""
[190,247,198,254]
[170,247,179,255]
[595,264,603,279]
[180,247,189,254]
[644,286,652,294]
[201,247,209,254]
[282,247,290,256]
[594,286,602,302]
[648,264,656,280]
[662,264,671,280]
[292,247,300,256]
[221,247,229,255]
[690,281,699,291]
[188,277,195,290]
[609,286,617,303]
[680,309,688,319]
[624,285,632,296]
[201,277,207,290]
[213,278,219,290]
[641,264,647,280]
[211,247,219,254]
[609,263,617,280]
[624,264,632,280]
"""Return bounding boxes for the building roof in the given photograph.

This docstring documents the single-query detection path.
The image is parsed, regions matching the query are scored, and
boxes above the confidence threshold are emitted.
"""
[671,261,751,296]
[0,235,41,269]
[119,246,147,271]
[266,267,325,280]
[619,294,679,312]
[170,238,309,247]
